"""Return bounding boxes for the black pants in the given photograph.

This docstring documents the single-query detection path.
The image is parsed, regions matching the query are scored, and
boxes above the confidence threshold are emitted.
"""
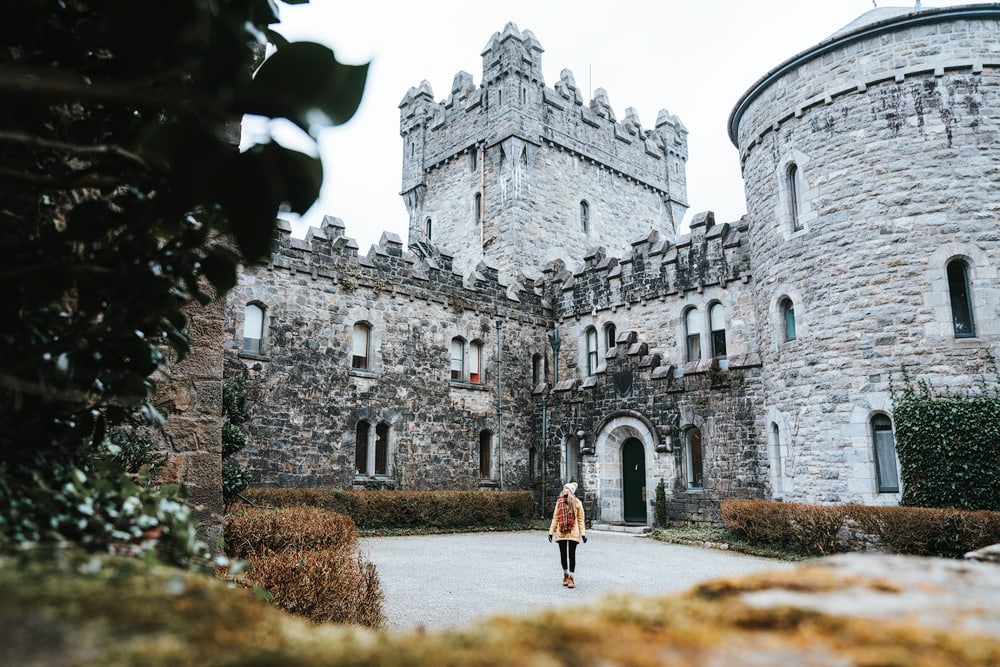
[557,539,578,572]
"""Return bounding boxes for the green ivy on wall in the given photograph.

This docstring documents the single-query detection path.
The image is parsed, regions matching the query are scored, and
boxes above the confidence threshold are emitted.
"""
[892,368,1000,511]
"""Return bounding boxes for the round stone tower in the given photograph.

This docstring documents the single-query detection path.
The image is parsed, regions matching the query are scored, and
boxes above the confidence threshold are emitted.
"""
[729,4,1000,505]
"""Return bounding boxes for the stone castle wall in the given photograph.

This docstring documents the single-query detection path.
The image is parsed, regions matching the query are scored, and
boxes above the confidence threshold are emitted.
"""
[732,6,1000,505]
[399,23,689,283]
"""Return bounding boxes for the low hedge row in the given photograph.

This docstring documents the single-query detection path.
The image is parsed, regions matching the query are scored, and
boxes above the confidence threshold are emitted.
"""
[242,488,537,530]
[224,505,385,627]
[721,499,1000,558]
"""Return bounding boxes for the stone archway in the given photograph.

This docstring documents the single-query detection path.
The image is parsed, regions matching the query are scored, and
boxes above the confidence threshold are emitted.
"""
[592,413,658,525]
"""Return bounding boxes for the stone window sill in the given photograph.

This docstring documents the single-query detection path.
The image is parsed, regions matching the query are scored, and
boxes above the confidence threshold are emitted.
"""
[450,380,489,390]
[350,369,379,379]
[239,352,271,362]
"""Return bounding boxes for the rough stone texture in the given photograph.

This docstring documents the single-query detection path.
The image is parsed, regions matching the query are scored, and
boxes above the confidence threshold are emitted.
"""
[399,22,688,285]
[224,7,1000,528]
[150,296,225,547]
[731,5,1000,506]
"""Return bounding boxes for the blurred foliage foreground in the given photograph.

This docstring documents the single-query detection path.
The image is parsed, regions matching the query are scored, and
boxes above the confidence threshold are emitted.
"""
[1,549,999,667]
[0,1,366,563]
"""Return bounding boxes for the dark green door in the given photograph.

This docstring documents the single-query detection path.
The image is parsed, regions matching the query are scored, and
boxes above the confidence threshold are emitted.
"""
[622,438,647,523]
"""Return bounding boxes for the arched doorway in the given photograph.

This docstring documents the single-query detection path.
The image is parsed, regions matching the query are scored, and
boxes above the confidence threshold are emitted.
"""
[622,438,647,523]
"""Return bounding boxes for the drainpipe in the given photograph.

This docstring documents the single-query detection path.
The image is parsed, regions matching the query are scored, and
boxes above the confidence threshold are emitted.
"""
[495,319,504,490]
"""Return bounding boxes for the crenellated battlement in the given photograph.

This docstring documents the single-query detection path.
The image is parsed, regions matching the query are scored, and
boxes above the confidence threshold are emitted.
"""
[263,216,547,317]
[537,211,750,318]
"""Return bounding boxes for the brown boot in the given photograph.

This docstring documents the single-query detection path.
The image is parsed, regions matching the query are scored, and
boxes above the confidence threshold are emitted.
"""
[567,575,575,589]
[562,573,569,586]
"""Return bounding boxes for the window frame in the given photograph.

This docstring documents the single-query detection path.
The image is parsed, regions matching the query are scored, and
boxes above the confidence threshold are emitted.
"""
[781,298,797,342]
[585,326,599,376]
[469,340,483,384]
[580,200,590,234]
[947,259,976,338]
[685,427,704,490]
[709,303,727,359]
[787,163,803,232]
[531,353,543,386]
[603,322,617,352]
[684,307,702,362]
[242,303,264,355]
[352,322,371,370]
[871,414,899,493]
[450,337,466,382]
[478,429,492,479]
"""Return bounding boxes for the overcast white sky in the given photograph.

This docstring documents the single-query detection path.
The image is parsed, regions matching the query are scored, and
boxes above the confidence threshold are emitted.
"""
[242,1,990,253]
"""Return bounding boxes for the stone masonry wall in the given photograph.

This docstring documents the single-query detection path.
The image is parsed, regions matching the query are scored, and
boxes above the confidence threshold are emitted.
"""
[224,216,551,491]
[733,6,1000,506]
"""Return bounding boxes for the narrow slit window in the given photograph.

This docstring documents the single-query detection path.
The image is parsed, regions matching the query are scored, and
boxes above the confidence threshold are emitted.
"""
[787,163,802,231]
[243,303,264,355]
[781,298,797,342]
[871,415,899,493]
[451,337,465,381]
[585,327,599,376]
[580,200,590,234]
[469,341,482,384]
[685,308,702,362]
[604,323,616,352]
[685,428,704,489]
[479,430,492,478]
[352,323,371,370]
[947,259,975,338]
[710,304,727,359]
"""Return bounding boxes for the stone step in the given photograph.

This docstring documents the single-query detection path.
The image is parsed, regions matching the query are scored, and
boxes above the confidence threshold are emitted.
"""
[590,522,651,535]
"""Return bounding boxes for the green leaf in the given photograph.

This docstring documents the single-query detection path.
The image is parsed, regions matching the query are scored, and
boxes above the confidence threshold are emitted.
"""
[244,42,368,135]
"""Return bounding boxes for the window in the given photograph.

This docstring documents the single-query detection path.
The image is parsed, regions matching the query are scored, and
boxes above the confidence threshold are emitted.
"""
[355,421,369,475]
[479,430,492,478]
[474,192,482,226]
[710,304,727,358]
[585,326,599,376]
[469,340,483,384]
[770,422,783,497]
[603,322,617,352]
[425,218,432,240]
[947,259,975,338]
[531,353,543,386]
[352,322,371,370]
[528,447,537,480]
[450,337,466,381]
[781,298,797,341]
[685,428,704,489]
[243,303,264,354]
[871,414,899,493]
[470,149,477,172]
[685,308,702,362]
[580,200,590,234]
[357,420,390,477]
[787,163,802,231]
[375,422,389,476]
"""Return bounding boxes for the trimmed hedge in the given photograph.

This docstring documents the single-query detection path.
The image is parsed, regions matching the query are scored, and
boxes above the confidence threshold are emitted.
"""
[721,499,1000,558]
[242,488,537,530]
[224,505,384,627]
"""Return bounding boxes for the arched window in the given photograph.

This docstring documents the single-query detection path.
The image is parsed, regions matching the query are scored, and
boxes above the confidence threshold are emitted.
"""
[352,322,371,370]
[479,429,492,478]
[685,428,704,489]
[470,148,477,172]
[450,337,466,381]
[947,259,975,338]
[469,340,483,384]
[871,415,899,493]
[243,303,264,354]
[787,163,802,231]
[580,200,590,234]
[425,218,432,240]
[474,192,482,226]
[710,303,727,359]
[603,322,617,352]
[531,353,543,386]
[355,421,370,476]
[375,422,390,476]
[781,298,797,342]
[585,326,599,376]
[685,308,702,362]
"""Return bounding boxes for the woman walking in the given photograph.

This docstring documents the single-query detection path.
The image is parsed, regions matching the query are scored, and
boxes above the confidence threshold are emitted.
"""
[547,482,587,588]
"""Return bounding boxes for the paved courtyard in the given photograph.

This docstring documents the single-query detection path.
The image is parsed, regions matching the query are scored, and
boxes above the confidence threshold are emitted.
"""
[360,530,796,633]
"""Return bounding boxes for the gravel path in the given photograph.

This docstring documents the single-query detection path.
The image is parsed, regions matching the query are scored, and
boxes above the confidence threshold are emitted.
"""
[360,530,794,633]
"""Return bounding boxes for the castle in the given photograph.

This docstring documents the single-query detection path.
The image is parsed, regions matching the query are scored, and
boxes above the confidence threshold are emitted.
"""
[225,5,1000,526]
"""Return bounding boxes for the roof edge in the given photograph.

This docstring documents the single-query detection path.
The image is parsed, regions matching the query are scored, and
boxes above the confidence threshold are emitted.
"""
[727,4,1000,148]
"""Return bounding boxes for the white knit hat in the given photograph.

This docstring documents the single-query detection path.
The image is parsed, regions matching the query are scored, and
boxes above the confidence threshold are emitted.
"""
[564,482,578,494]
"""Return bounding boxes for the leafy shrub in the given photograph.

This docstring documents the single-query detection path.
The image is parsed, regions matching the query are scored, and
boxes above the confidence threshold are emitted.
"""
[222,373,252,506]
[654,479,668,528]
[243,488,537,530]
[892,373,1000,510]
